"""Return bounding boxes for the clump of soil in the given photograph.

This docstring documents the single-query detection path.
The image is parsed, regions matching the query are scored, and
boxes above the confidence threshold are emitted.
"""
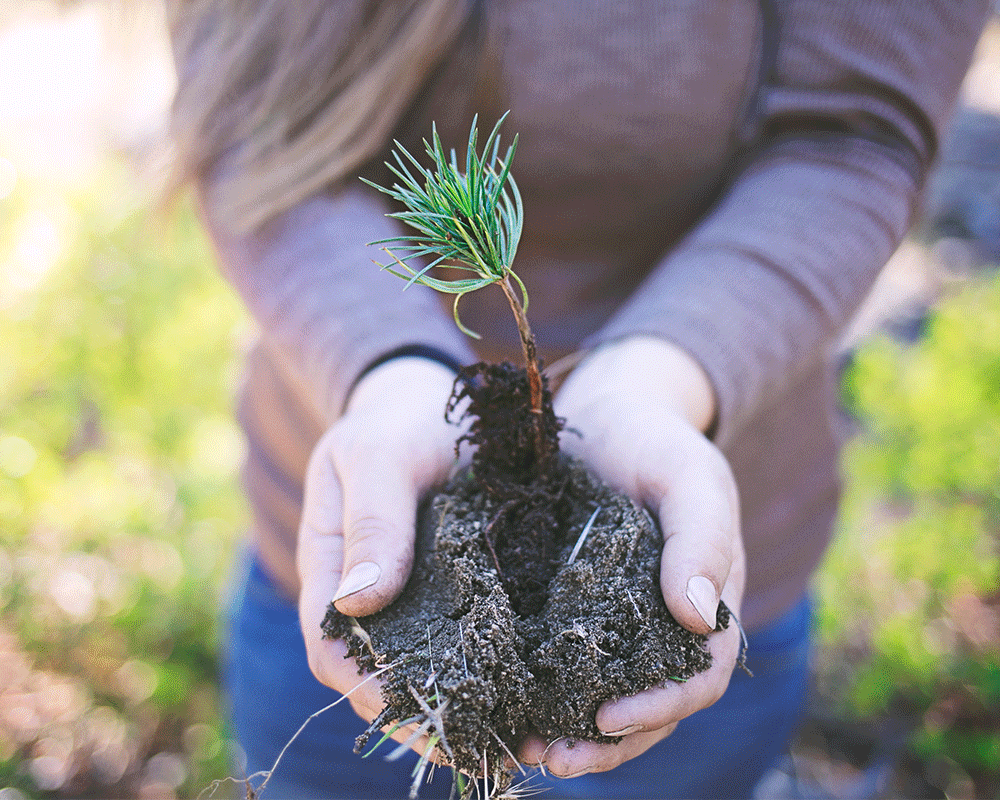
[322,361,730,794]
[447,361,568,616]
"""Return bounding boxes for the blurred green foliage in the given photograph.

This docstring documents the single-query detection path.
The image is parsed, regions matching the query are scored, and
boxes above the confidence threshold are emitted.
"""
[1,156,250,797]
[2,136,999,798]
[816,273,1000,795]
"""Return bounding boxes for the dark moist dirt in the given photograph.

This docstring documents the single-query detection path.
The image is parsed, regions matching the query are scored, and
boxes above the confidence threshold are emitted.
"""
[322,362,730,789]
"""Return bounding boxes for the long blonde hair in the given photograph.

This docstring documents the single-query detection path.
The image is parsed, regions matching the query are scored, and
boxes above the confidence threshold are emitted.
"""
[167,0,469,232]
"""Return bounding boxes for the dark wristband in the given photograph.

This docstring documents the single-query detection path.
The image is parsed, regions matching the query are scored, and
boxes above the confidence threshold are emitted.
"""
[346,344,467,406]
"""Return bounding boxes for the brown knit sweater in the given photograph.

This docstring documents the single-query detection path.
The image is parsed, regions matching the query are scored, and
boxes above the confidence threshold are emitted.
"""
[192,1,990,630]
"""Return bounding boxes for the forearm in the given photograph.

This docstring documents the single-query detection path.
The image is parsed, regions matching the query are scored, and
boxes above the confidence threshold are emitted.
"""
[567,336,716,435]
[587,135,916,445]
[198,184,475,423]
[585,0,988,446]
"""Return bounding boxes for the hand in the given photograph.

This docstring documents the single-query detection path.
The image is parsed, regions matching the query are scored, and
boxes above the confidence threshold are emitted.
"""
[296,357,464,751]
[520,336,746,777]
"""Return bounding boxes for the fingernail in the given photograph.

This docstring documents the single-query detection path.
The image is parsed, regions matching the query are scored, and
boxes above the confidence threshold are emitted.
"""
[686,575,718,629]
[600,723,643,737]
[333,562,381,602]
[562,766,596,779]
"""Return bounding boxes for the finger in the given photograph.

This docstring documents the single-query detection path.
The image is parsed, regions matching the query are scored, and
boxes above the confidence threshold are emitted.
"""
[330,432,421,617]
[519,726,677,778]
[314,637,387,712]
[297,431,353,686]
[595,622,740,735]
[644,441,740,634]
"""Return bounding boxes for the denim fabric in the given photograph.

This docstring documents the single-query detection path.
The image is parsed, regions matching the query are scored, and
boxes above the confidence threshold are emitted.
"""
[223,553,811,800]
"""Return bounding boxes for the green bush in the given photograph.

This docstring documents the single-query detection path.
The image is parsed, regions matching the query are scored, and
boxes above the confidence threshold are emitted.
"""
[817,269,1000,796]
[0,157,249,797]
[4,146,999,796]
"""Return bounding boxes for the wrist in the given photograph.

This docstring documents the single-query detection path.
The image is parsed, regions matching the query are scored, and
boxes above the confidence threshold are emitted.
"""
[347,354,460,416]
[346,345,465,407]
[571,336,717,434]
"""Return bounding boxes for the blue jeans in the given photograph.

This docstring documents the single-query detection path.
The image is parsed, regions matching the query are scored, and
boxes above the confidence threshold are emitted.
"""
[223,553,811,799]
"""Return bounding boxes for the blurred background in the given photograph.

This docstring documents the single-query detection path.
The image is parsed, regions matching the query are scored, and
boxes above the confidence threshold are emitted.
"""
[0,2,997,798]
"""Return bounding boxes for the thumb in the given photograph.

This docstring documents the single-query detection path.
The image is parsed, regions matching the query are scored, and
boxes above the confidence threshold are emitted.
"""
[331,451,420,618]
[648,440,743,635]
[326,356,462,617]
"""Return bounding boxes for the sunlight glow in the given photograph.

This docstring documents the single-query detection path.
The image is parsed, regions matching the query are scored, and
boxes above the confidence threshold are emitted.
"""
[0,435,37,478]
[0,157,15,200]
[2,210,63,310]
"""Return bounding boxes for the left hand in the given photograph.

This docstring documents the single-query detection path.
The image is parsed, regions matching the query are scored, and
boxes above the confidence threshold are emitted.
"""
[295,357,468,759]
[518,336,746,777]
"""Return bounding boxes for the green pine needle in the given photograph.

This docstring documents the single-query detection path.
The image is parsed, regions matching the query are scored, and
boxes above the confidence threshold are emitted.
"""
[361,715,422,759]
[362,112,525,339]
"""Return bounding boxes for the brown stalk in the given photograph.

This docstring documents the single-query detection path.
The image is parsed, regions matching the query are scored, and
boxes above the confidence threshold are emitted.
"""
[499,275,547,463]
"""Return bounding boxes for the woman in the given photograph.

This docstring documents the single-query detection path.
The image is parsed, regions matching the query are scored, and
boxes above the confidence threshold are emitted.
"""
[168,1,989,797]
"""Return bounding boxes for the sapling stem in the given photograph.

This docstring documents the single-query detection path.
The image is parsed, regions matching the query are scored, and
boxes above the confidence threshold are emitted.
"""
[498,275,545,454]
[364,113,552,468]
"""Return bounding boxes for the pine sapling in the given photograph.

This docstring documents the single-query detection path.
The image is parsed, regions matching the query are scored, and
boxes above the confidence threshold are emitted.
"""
[362,112,553,468]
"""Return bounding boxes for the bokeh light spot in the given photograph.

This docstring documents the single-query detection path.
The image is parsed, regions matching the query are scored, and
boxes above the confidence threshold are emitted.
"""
[116,659,158,704]
[139,539,185,591]
[141,751,187,795]
[183,723,221,762]
[49,568,97,622]
[0,435,37,478]
[0,157,15,199]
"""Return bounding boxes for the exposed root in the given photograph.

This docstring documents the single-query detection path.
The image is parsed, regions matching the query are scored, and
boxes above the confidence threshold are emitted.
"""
[495,772,547,799]
[537,736,567,773]
[360,712,422,758]
[488,727,526,776]
[411,736,439,799]
[350,616,378,661]
[459,621,469,677]
[386,714,437,762]
[567,505,601,565]
[625,589,641,618]
[197,775,256,800]
[723,601,753,677]
[447,361,562,490]
[200,661,402,800]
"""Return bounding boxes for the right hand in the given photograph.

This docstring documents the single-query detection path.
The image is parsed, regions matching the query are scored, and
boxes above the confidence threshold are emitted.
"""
[518,336,744,778]
[296,356,465,747]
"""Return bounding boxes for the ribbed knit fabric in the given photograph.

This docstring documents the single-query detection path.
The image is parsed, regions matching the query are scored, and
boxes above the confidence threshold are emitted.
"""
[192,0,990,628]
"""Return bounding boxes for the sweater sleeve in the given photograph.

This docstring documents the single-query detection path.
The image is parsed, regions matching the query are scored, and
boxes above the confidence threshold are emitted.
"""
[585,1,990,447]
[198,182,476,425]
[171,0,477,426]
